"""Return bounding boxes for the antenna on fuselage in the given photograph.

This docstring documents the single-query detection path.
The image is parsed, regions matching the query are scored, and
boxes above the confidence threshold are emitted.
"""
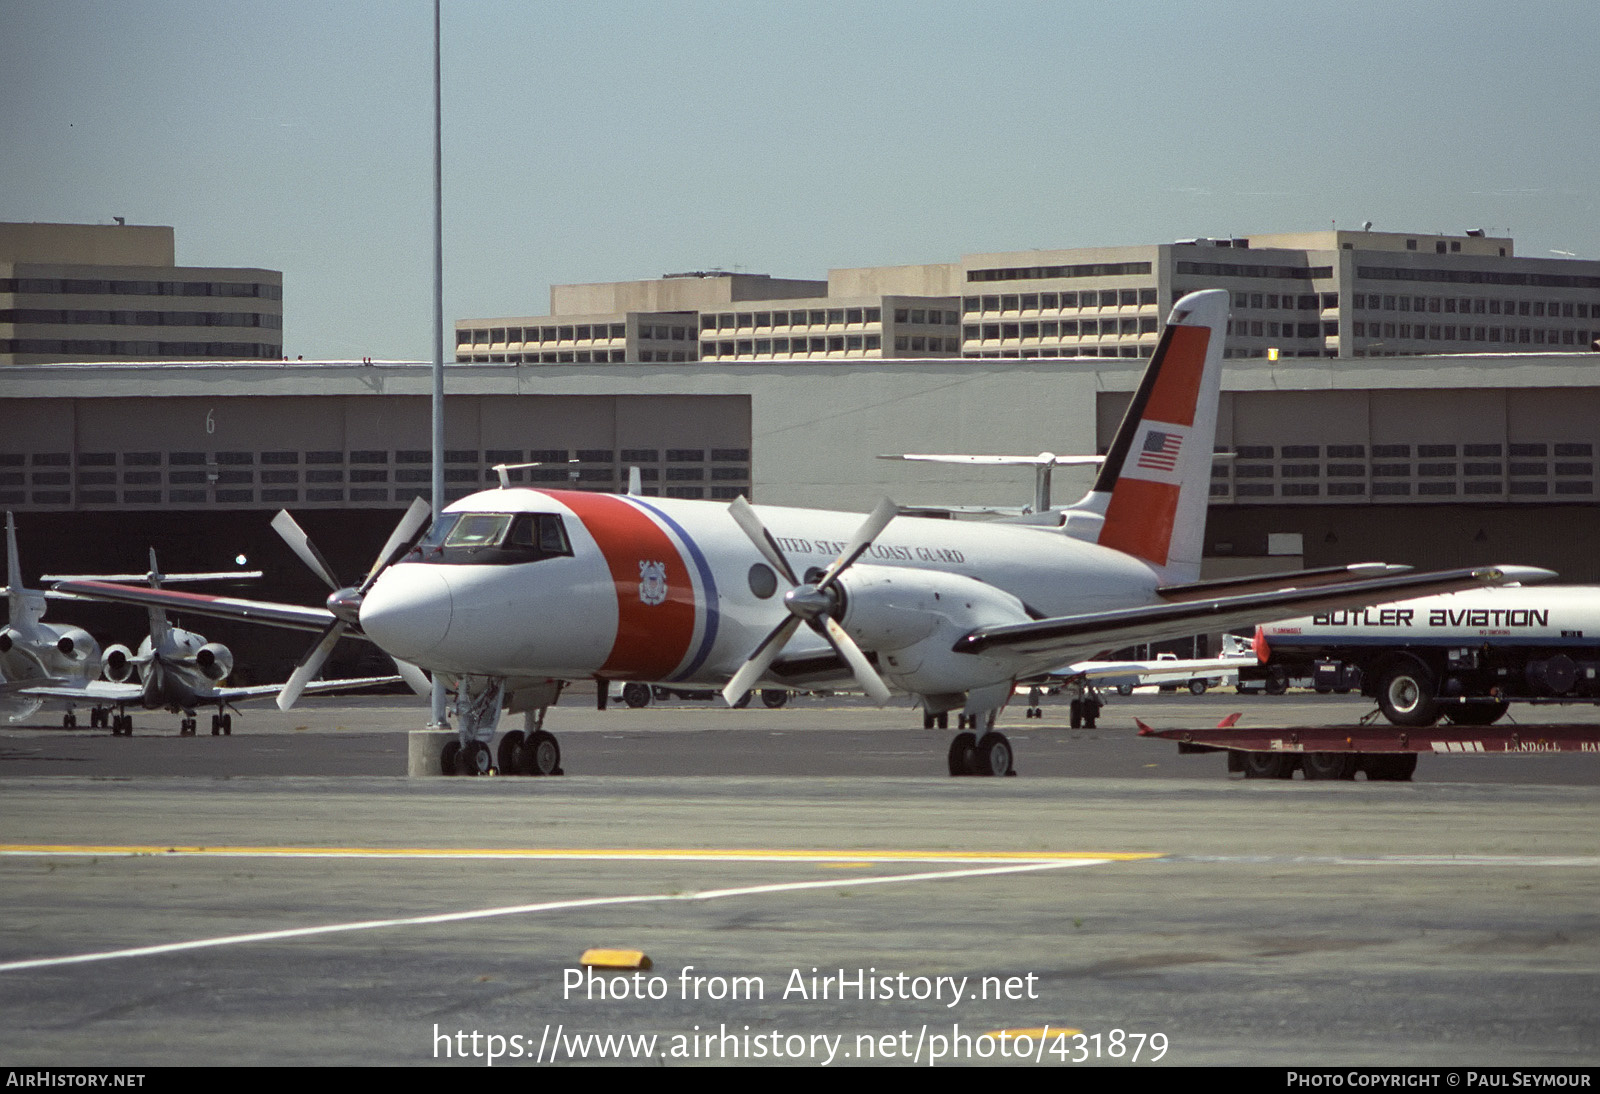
[492,462,542,488]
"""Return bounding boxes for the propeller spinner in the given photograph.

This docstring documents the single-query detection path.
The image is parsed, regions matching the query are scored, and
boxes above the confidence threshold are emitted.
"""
[721,496,897,707]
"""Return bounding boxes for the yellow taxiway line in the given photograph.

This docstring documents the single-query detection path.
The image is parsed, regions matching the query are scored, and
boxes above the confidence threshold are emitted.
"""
[0,843,1164,863]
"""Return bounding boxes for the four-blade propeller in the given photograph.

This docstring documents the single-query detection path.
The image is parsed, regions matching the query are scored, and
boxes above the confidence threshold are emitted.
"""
[272,496,433,710]
[721,496,897,707]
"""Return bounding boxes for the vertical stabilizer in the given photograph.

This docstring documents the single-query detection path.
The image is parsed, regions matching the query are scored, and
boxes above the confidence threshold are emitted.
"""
[5,512,45,628]
[1068,289,1229,584]
[144,548,171,641]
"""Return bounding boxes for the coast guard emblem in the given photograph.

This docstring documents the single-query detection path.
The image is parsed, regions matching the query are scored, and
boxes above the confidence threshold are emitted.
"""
[638,560,669,606]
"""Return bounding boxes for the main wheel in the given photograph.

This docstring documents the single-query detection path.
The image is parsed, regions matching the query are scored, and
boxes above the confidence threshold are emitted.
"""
[221,714,232,736]
[947,732,977,776]
[1189,679,1208,696]
[1363,753,1418,781]
[1069,698,1083,728]
[521,729,562,775]
[1442,701,1509,726]
[1301,752,1358,780]
[1239,751,1297,779]
[211,715,221,736]
[972,732,1014,777]
[1377,662,1440,726]
[760,689,788,709]
[622,682,652,708]
[1082,699,1099,729]
[440,739,461,776]
[732,691,753,709]
[497,730,526,773]
[459,740,493,776]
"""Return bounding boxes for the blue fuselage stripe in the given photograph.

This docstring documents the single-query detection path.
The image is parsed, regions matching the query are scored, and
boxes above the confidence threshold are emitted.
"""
[623,497,721,681]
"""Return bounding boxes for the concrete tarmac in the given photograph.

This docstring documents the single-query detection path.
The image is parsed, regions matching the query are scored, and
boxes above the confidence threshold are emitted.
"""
[2,693,1598,1067]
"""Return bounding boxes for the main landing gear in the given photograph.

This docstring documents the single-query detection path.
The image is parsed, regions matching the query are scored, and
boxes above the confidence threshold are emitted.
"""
[947,729,1015,777]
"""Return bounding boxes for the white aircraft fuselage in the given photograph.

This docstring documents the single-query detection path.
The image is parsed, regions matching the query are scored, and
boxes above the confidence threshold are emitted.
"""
[360,490,1160,696]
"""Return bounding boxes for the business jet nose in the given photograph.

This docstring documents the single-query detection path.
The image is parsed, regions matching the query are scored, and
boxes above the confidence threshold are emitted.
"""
[359,565,454,661]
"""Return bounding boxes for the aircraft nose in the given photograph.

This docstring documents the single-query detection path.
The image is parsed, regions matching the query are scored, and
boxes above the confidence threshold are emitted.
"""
[360,565,454,661]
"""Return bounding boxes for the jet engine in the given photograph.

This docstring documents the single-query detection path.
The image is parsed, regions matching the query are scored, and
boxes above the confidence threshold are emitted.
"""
[102,644,137,683]
[194,642,234,682]
[834,565,1033,695]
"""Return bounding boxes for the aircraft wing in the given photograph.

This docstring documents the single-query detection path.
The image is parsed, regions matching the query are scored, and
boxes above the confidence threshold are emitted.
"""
[205,676,405,702]
[2,680,140,702]
[955,565,1555,680]
[48,580,336,634]
[1048,656,1248,683]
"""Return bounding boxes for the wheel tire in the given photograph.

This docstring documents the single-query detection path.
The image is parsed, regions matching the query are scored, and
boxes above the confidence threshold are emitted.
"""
[947,732,978,776]
[1239,752,1297,779]
[211,715,221,736]
[1363,753,1419,781]
[1264,668,1289,696]
[461,740,493,776]
[973,732,1013,777]
[440,739,461,776]
[760,689,788,709]
[497,730,526,773]
[1083,700,1099,729]
[1189,679,1208,696]
[922,711,936,730]
[1442,701,1509,726]
[1301,752,1358,780]
[1069,698,1083,729]
[1117,684,1133,696]
[520,729,562,775]
[1377,662,1440,726]
[732,691,752,709]
[622,682,651,709]
[222,714,232,736]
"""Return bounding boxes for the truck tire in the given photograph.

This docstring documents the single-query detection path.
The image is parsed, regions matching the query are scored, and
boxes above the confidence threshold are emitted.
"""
[1376,661,1440,727]
[1264,667,1289,695]
[1442,701,1509,726]
[622,682,652,708]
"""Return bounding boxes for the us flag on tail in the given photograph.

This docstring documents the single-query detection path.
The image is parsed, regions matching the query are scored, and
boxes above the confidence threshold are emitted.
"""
[1136,429,1182,473]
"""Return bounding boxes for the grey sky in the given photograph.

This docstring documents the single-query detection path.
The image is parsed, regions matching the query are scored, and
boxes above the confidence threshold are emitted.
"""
[4,0,1596,360]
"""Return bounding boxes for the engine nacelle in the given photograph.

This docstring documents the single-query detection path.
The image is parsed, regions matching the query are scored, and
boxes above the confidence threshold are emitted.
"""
[836,565,1033,695]
[103,644,137,683]
[194,642,234,682]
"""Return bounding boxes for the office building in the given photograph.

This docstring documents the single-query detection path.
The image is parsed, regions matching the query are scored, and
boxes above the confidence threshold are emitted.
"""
[0,222,283,365]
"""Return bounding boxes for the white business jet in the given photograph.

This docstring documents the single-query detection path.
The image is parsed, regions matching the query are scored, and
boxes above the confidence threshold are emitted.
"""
[53,290,1549,774]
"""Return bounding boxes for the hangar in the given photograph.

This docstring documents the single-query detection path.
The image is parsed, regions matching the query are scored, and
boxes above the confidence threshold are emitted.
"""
[4,347,1598,588]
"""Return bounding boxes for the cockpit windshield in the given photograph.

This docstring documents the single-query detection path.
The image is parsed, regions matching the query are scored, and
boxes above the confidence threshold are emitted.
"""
[410,511,573,566]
